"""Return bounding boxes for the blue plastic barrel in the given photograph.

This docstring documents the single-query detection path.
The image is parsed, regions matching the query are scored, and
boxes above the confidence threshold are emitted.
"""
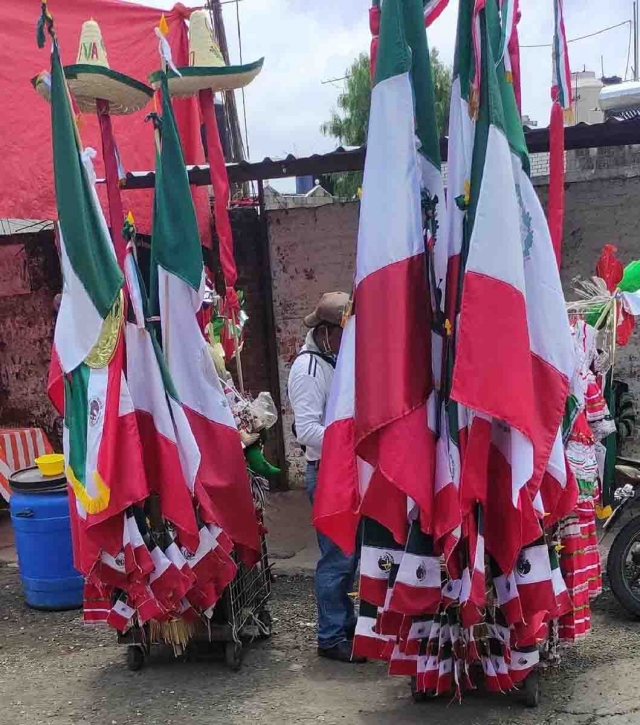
[9,466,83,610]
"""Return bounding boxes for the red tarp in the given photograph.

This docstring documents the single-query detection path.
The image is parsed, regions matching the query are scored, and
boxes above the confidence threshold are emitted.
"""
[0,0,210,237]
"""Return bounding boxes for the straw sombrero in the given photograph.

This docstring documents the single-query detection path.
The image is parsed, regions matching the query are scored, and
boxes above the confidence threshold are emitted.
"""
[149,10,264,98]
[32,19,153,115]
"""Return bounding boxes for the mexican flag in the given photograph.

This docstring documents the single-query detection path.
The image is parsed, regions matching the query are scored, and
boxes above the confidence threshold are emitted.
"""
[50,41,123,377]
[388,521,441,616]
[48,40,148,573]
[450,0,572,574]
[423,0,449,27]
[432,0,476,551]
[315,0,446,552]
[313,313,411,553]
[150,72,260,558]
[123,249,201,553]
[312,315,361,554]
[354,0,438,530]
[359,518,405,607]
[63,344,148,568]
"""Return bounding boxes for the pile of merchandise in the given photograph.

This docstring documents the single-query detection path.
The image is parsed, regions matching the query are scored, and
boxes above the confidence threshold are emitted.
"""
[36,5,274,650]
[313,0,609,701]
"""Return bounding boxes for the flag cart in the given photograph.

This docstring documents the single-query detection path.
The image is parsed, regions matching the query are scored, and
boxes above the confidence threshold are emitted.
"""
[119,314,279,673]
[34,3,276,677]
[119,477,273,673]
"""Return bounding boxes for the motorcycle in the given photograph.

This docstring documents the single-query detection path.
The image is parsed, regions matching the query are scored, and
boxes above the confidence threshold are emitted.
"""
[604,456,640,616]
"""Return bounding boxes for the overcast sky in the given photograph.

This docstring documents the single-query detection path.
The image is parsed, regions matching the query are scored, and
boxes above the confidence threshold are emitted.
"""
[129,0,636,190]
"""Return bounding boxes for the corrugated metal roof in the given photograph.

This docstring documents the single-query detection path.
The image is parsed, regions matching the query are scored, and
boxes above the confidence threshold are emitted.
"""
[115,117,640,190]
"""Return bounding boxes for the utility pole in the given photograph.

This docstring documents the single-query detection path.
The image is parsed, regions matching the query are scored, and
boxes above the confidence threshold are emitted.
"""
[634,1,639,81]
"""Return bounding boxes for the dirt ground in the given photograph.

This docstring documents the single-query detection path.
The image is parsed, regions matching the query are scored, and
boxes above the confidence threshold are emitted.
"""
[1,564,640,725]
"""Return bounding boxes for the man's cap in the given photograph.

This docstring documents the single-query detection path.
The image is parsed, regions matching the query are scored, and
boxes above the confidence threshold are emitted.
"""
[303,291,349,328]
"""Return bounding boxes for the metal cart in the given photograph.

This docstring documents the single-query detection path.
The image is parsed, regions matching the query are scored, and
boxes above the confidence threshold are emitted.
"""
[119,468,272,673]
[120,524,272,672]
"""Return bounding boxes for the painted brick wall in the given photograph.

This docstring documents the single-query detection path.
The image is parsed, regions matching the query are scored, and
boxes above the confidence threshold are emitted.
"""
[0,231,61,447]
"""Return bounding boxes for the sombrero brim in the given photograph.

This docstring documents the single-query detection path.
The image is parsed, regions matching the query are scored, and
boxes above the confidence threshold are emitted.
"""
[32,65,153,115]
[149,58,264,98]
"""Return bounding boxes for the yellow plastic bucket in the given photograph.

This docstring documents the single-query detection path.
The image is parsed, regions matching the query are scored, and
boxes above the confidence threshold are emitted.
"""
[35,454,65,477]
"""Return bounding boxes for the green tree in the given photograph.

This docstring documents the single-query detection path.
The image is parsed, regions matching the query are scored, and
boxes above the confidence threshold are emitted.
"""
[321,48,452,199]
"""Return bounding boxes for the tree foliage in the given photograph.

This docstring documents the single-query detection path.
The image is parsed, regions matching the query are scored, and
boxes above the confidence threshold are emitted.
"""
[320,48,452,199]
[321,53,372,147]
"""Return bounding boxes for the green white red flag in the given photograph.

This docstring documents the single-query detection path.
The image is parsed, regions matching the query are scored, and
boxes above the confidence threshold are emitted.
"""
[450,0,573,574]
[548,0,572,266]
[315,0,446,549]
[150,72,260,559]
[353,0,439,530]
[423,0,449,26]
[47,39,148,574]
[121,231,207,553]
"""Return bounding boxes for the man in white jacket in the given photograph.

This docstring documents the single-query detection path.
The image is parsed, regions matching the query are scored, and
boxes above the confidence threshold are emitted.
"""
[288,292,364,664]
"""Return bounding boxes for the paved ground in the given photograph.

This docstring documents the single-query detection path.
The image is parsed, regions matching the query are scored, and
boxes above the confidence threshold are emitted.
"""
[1,492,640,724]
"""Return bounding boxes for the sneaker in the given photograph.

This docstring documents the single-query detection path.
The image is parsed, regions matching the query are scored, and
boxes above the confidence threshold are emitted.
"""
[317,641,367,664]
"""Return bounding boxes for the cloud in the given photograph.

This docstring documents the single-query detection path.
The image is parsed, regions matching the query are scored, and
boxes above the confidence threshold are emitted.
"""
[131,0,635,188]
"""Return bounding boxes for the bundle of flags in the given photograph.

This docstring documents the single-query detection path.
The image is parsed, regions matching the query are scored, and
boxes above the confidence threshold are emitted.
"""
[44,16,260,640]
[314,0,583,698]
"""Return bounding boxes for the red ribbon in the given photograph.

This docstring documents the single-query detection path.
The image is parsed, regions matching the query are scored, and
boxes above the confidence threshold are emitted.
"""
[369,4,380,79]
[199,88,238,311]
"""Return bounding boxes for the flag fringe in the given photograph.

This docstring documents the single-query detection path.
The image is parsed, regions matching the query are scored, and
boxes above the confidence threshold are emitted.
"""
[67,466,111,514]
[149,618,196,651]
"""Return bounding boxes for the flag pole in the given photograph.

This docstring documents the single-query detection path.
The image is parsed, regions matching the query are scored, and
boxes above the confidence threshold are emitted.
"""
[198,87,245,393]
[96,99,127,270]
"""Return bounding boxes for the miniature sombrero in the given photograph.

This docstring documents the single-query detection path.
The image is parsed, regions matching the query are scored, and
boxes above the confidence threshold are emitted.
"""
[149,9,264,98]
[32,19,153,115]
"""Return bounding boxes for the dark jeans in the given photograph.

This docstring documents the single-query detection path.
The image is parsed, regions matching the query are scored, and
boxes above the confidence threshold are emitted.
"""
[305,462,358,649]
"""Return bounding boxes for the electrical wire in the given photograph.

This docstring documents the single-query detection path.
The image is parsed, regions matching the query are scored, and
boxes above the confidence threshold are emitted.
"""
[235,0,251,162]
[521,19,631,49]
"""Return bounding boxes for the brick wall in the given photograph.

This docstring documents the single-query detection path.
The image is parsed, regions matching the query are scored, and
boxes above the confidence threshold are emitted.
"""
[267,203,358,482]
[0,231,61,447]
[268,166,640,485]
[538,172,640,457]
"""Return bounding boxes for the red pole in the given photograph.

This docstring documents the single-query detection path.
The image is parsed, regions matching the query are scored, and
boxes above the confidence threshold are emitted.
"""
[198,87,238,312]
[96,98,126,270]
[548,100,565,270]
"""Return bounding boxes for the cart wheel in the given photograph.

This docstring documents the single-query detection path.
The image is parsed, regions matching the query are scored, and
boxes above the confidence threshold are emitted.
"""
[257,609,272,639]
[520,670,540,709]
[126,645,145,672]
[225,641,243,671]
[410,676,434,703]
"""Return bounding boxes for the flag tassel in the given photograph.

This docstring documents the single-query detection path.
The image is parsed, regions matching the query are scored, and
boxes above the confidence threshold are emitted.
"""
[67,466,111,515]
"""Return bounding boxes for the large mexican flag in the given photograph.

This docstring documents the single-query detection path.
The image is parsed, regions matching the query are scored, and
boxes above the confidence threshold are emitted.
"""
[48,41,148,573]
[450,0,573,573]
[315,0,446,549]
[354,0,440,532]
[149,73,260,558]
[123,250,201,553]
